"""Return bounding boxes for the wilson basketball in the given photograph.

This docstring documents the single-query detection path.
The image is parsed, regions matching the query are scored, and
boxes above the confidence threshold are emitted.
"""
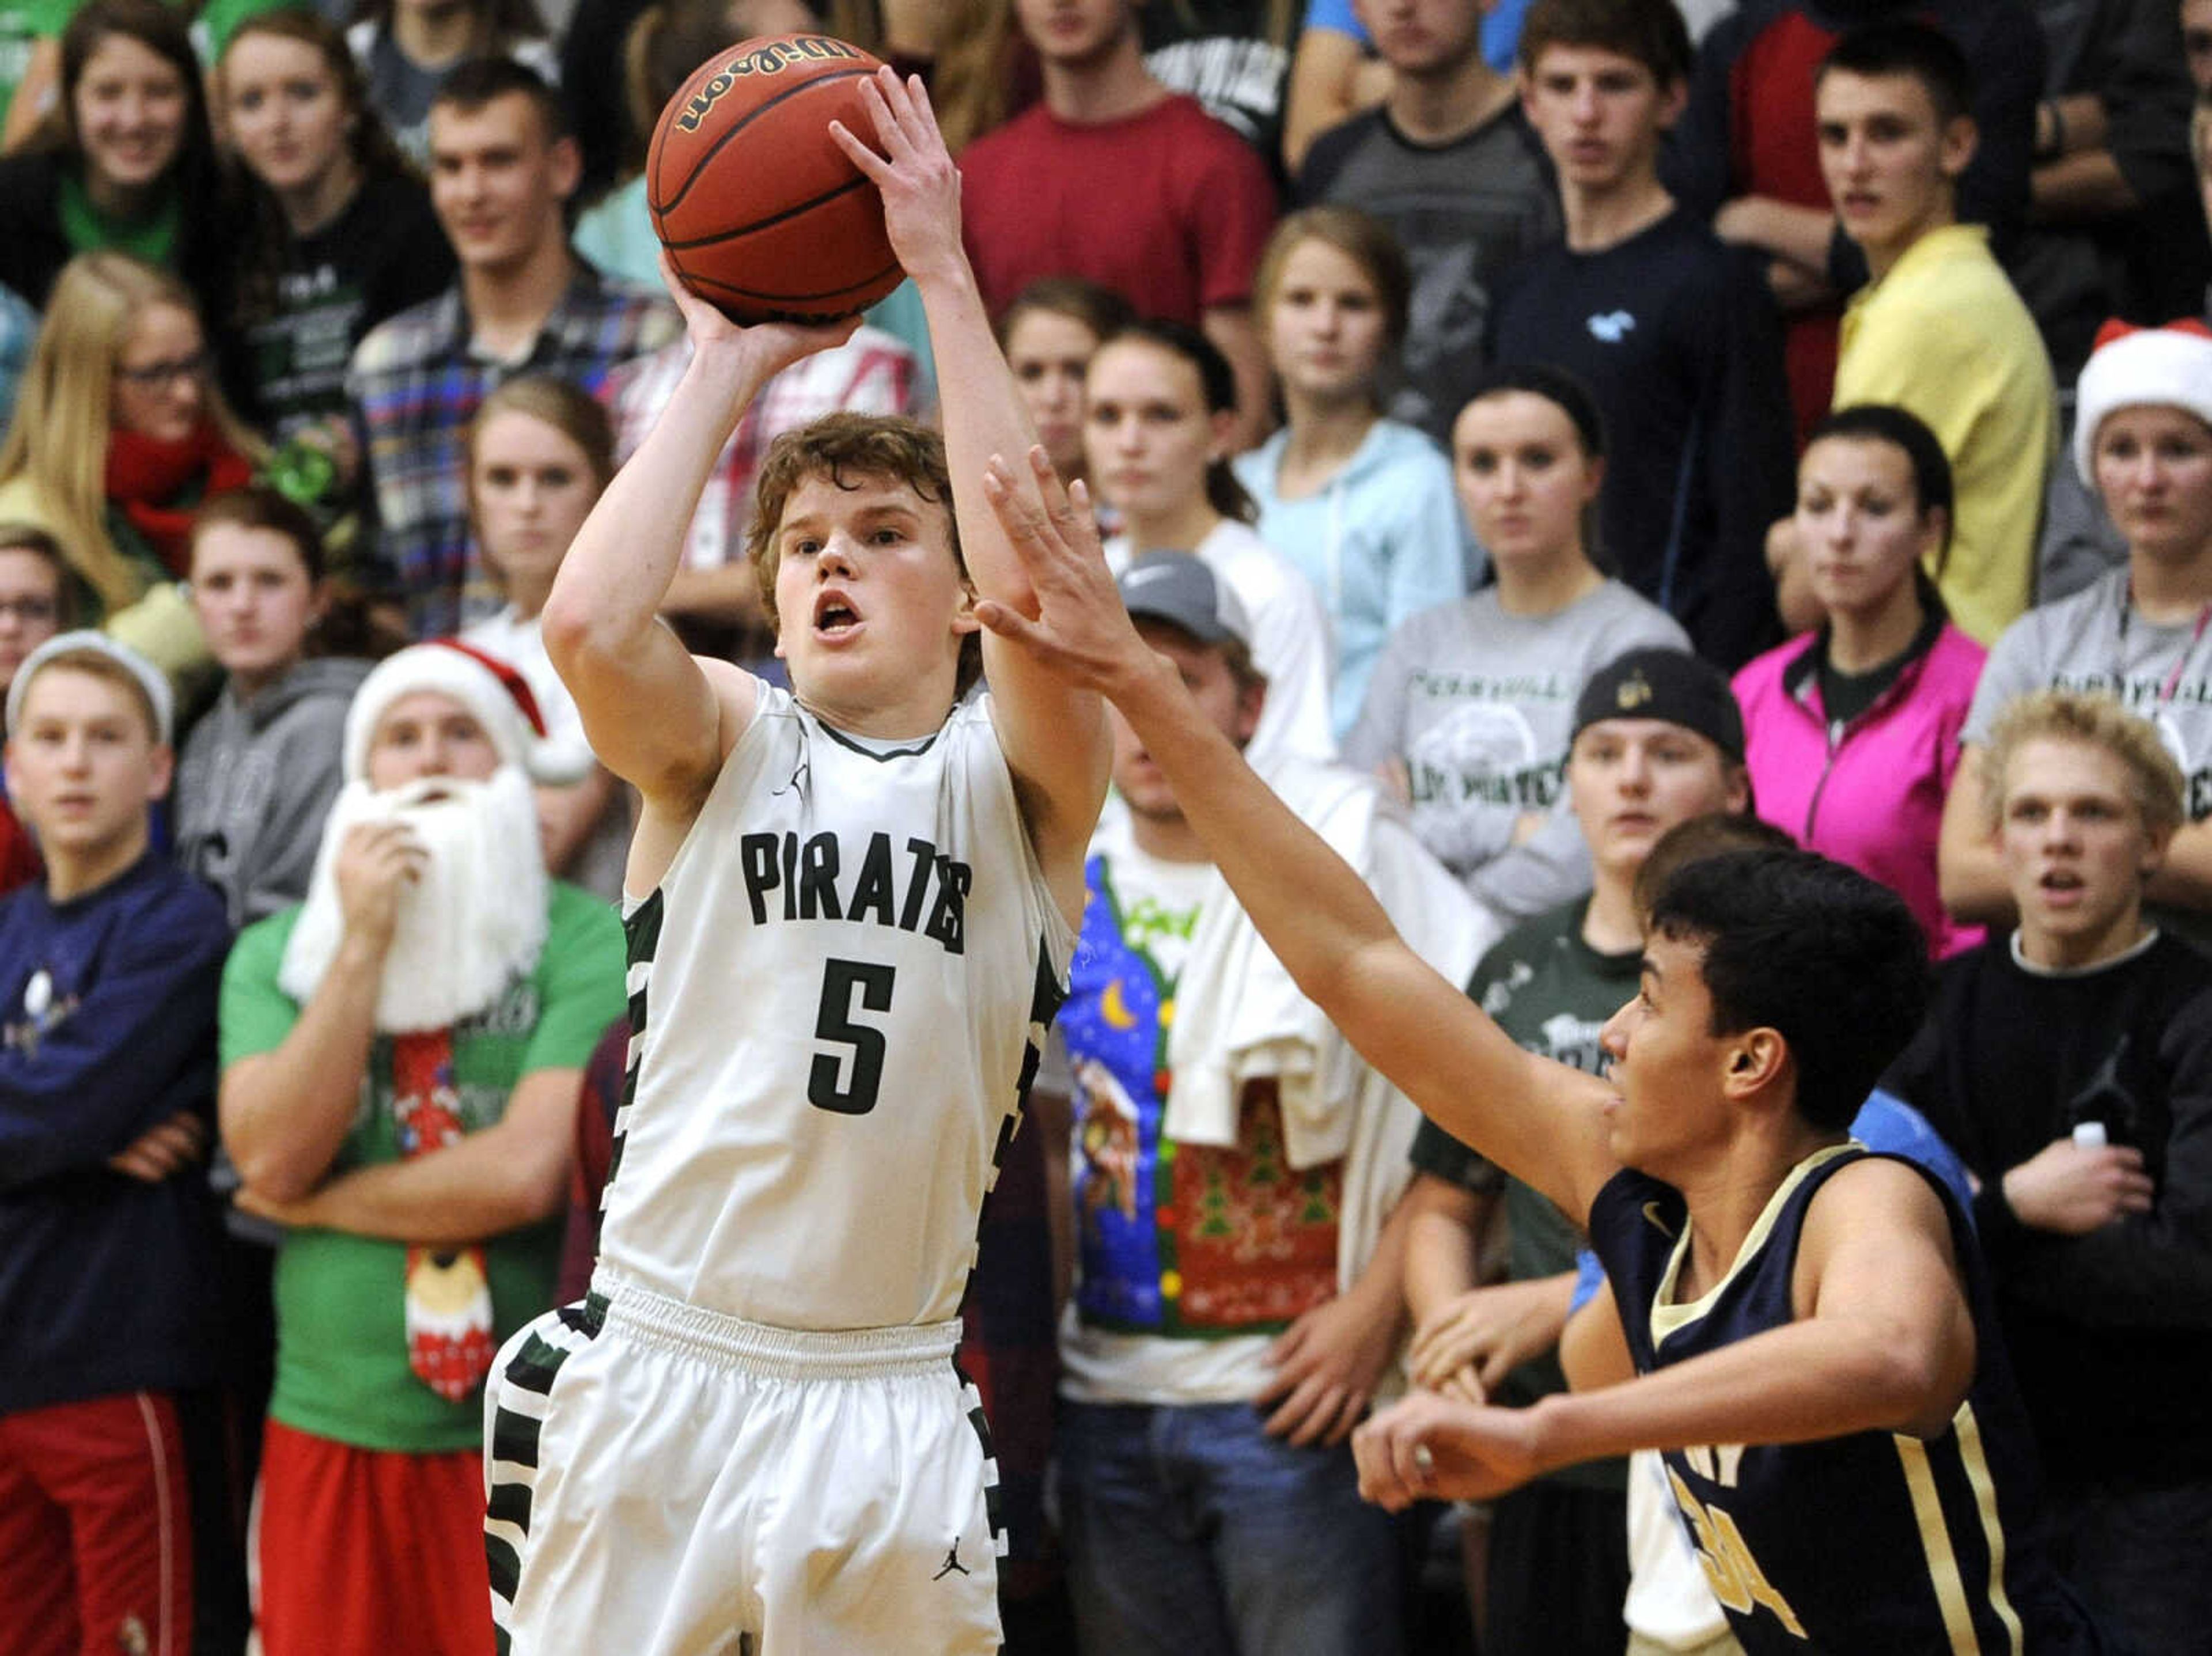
[647,34,904,324]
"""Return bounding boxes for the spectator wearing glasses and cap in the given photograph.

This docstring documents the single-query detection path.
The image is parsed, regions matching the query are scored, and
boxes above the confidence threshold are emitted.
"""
[0,631,232,1656]
[1036,552,1479,1656]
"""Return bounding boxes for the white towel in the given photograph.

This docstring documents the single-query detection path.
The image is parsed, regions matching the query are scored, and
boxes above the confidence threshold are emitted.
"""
[1158,758,1483,1293]
[1161,757,1377,1168]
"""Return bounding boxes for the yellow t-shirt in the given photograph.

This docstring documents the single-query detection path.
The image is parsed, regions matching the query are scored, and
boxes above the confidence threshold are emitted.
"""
[1835,223,2057,645]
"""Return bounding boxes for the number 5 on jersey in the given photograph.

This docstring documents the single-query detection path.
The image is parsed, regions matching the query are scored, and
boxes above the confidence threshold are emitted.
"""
[812,958,896,1114]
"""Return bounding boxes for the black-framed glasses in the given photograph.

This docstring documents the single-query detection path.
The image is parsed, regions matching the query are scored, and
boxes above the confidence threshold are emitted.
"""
[114,349,208,389]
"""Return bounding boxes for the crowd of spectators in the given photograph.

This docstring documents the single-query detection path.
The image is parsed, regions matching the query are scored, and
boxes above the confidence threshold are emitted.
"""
[1,0,2209,1647]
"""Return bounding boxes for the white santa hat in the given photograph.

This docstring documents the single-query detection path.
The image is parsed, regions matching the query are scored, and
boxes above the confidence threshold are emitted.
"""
[343,639,593,786]
[2073,318,2212,485]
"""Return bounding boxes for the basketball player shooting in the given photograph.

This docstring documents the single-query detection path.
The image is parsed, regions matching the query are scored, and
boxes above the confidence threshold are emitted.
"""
[484,69,1109,1656]
[971,465,2107,1653]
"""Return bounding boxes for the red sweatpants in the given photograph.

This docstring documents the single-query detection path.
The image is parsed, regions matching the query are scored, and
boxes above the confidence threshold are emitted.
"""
[0,1390,194,1656]
[255,1418,495,1656]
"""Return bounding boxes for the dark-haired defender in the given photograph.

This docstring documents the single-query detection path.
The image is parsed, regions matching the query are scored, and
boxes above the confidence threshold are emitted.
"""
[484,71,1109,1656]
[972,452,2105,1653]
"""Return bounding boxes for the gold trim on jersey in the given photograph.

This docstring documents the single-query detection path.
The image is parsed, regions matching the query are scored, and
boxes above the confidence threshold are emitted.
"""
[1892,1402,2023,1656]
[1647,1142,1860,1347]
[1957,1403,2024,1653]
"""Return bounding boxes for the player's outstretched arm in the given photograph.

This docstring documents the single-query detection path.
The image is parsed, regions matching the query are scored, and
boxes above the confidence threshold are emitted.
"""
[974,456,1620,1224]
[1354,1157,1980,1509]
[539,268,857,810]
[832,70,1110,917]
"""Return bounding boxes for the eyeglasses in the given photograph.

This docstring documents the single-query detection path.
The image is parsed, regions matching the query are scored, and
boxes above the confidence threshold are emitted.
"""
[114,349,207,389]
[0,597,57,622]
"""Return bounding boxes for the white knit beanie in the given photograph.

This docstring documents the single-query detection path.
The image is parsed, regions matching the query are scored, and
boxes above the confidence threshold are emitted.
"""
[2073,319,2212,484]
[6,631,172,742]
[342,639,594,785]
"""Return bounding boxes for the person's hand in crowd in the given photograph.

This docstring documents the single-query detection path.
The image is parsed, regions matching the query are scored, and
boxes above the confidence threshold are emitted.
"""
[336,819,427,954]
[1353,1388,1550,1510]
[2002,1138,2155,1234]
[1257,1286,1401,1448]
[1407,1275,1572,1401]
[1376,756,1411,805]
[1766,515,1822,634]
[294,414,362,488]
[107,1110,208,1183]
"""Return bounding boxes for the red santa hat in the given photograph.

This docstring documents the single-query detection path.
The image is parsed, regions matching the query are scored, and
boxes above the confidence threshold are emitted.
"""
[342,639,594,786]
[2074,318,2212,484]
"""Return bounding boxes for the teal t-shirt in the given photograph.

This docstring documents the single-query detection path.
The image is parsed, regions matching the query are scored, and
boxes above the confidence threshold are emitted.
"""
[221,882,627,1452]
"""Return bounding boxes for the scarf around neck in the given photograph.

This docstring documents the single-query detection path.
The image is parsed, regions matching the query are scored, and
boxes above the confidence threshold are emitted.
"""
[104,423,254,577]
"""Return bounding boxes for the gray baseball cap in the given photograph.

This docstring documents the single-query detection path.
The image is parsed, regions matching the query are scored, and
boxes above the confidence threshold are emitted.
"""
[1116,553,1254,650]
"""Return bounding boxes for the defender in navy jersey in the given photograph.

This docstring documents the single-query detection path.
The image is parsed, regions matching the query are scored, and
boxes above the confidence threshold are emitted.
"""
[482,69,1110,1656]
[974,465,2107,1653]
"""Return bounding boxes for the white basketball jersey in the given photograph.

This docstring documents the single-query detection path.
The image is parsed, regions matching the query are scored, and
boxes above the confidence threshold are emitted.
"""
[596,686,1073,1331]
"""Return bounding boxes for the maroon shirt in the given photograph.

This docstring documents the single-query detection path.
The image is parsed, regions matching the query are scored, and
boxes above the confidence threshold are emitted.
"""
[959,93,1277,323]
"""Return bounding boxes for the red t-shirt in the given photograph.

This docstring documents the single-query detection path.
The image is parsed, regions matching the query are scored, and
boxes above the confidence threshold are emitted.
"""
[0,794,40,900]
[1730,9,1842,442]
[959,92,1278,323]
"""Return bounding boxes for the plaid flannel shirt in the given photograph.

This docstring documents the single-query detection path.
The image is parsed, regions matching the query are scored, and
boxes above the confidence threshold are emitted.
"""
[349,264,680,637]
[605,324,921,574]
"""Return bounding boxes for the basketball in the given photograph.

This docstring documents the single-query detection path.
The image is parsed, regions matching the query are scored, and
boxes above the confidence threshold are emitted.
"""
[646,34,904,324]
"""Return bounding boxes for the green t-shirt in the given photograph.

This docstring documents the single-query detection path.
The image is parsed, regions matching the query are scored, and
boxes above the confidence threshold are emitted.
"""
[1410,895,1636,1492]
[58,164,179,266]
[221,883,627,1453]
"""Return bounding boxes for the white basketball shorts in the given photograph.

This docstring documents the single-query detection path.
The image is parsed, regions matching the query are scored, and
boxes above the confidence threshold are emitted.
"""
[484,1275,1003,1655]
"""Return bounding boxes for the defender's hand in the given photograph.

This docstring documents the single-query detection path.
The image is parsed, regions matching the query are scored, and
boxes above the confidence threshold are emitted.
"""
[972,447,1155,695]
[1353,1390,1550,1511]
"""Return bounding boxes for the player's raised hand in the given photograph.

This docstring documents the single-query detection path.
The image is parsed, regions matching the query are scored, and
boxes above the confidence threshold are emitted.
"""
[974,446,1153,692]
[654,249,859,385]
[829,66,964,286]
[1352,1390,1551,1511]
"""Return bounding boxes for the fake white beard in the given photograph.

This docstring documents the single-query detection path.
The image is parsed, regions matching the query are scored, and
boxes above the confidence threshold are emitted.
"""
[278,767,550,1033]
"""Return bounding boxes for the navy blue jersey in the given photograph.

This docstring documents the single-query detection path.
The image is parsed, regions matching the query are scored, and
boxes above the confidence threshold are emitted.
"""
[1588,1144,2104,1654]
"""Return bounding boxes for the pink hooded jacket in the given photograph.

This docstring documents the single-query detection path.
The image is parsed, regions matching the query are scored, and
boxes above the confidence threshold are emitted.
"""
[1733,619,1987,958]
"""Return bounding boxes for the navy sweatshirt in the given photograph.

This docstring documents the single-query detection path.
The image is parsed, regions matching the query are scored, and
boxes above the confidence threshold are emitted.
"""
[0,851,230,1414]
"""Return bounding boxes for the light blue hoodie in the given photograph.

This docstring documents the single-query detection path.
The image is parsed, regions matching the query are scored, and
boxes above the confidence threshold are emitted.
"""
[1234,418,1474,738]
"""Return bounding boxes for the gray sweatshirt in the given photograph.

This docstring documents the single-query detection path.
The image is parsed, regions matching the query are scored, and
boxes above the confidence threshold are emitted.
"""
[175,657,372,930]
[1344,581,1688,929]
